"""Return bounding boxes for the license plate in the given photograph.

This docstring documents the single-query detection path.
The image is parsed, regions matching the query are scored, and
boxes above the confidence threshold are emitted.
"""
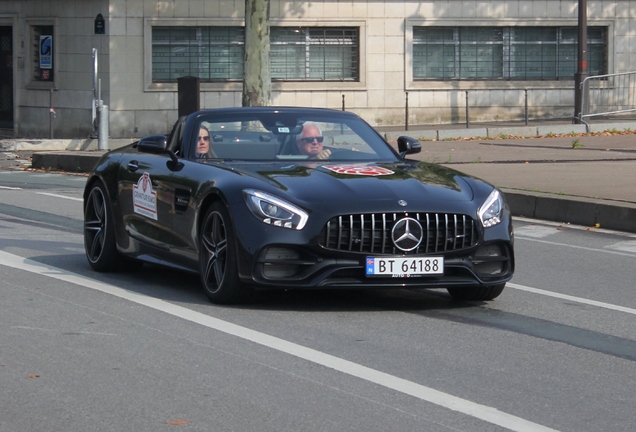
[366,256,444,277]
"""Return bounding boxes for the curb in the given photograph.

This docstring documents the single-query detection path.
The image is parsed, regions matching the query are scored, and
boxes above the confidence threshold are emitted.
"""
[0,138,136,152]
[31,151,104,173]
[504,190,636,233]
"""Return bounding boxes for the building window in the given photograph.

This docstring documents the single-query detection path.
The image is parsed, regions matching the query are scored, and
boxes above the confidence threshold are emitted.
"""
[152,26,359,83]
[32,25,54,82]
[413,26,607,80]
[152,27,244,82]
[271,27,359,81]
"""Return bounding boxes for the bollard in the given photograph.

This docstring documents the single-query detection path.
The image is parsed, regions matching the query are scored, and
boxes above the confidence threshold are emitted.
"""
[98,104,109,150]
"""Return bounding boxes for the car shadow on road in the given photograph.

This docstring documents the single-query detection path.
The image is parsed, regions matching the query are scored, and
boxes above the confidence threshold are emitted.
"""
[247,287,481,313]
[28,253,483,313]
[18,255,636,362]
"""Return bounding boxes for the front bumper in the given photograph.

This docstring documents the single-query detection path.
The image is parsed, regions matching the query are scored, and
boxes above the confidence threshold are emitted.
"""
[245,240,514,290]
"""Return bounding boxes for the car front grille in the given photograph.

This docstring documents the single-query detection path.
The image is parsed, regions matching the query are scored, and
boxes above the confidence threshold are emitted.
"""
[320,213,478,255]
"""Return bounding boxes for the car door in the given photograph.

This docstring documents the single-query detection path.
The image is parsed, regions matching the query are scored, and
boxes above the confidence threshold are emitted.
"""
[116,148,176,253]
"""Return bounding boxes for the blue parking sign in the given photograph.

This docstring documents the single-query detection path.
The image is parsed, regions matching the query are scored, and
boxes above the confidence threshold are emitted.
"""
[40,35,52,69]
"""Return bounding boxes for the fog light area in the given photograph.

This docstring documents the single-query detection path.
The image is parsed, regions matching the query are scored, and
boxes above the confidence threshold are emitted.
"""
[263,247,301,278]
[473,244,506,276]
[263,264,300,278]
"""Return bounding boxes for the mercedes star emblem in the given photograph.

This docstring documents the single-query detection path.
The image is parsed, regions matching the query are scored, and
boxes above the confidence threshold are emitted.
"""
[391,217,424,252]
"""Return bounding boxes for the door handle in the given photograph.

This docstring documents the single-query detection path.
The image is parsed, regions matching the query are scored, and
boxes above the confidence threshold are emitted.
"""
[127,161,139,172]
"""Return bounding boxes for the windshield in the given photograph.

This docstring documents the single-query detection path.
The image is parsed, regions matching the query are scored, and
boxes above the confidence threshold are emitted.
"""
[189,111,399,162]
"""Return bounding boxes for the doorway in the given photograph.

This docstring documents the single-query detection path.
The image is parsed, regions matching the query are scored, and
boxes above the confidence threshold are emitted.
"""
[0,26,13,130]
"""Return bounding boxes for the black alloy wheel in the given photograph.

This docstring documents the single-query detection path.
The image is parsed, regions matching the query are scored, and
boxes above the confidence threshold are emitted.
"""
[83,183,124,271]
[199,202,249,304]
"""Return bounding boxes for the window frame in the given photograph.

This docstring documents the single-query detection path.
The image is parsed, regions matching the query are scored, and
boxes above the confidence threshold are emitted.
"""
[26,18,58,90]
[144,18,366,93]
[405,19,614,91]
[270,27,360,82]
[412,26,607,81]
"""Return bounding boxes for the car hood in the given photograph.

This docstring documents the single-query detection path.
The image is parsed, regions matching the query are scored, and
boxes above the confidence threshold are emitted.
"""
[228,160,478,206]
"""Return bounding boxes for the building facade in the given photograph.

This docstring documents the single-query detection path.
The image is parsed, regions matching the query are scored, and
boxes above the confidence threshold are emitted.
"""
[0,0,634,138]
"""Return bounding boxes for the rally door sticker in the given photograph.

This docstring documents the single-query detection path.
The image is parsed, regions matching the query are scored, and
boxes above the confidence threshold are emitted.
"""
[133,172,158,220]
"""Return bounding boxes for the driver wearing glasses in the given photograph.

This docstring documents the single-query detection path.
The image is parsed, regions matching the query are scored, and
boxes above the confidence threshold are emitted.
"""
[296,124,331,159]
[196,125,213,158]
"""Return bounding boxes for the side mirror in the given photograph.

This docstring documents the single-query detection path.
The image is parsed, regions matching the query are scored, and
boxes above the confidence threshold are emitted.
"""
[397,136,422,159]
[137,134,168,153]
[136,134,181,171]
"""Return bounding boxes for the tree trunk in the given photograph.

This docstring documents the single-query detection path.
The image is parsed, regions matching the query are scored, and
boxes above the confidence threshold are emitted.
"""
[242,0,271,107]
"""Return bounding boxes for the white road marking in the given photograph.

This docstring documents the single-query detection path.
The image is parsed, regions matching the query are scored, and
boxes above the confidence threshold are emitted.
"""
[515,236,636,258]
[36,192,83,202]
[0,185,22,190]
[514,225,559,238]
[509,282,636,316]
[515,217,636,238]
[0,250,557,432]
[605,240,636,254]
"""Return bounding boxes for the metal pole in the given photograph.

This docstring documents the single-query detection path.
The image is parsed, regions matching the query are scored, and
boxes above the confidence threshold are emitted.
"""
[465,91,470,129]
[524,89,529,125]
[405,92,409,131]
[91,49,99,138]
[341,94,345,111]
[49,89,55,139]
[574,0,588,123]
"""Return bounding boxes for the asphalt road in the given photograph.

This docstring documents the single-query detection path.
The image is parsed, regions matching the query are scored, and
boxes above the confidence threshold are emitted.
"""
[1,170,635,432]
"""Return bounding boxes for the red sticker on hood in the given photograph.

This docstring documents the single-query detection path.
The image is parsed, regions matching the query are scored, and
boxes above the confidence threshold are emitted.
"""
[323,165,394,176]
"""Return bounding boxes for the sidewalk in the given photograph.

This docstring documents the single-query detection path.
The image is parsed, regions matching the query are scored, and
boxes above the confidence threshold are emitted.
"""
[2,118,636,233]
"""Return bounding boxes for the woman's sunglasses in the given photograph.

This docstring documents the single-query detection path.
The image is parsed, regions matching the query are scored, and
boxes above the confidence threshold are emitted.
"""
[198,136,210,141]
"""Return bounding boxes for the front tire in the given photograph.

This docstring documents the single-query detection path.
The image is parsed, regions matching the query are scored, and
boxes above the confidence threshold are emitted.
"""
[84,182,131,272]
[199,202,250,304]
[447,283,506,301]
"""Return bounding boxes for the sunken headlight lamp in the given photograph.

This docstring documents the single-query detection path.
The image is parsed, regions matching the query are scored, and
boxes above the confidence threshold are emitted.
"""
[478,189,504,228]
[243,189,308,230]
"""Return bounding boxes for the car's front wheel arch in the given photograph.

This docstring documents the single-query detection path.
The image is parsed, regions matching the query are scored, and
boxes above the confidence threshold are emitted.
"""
[196,192,230,246]
[197,194,251,304]
[83,179,142,272]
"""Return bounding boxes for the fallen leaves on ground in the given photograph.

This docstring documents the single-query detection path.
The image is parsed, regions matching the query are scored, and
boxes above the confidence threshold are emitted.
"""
[165,419,190,425]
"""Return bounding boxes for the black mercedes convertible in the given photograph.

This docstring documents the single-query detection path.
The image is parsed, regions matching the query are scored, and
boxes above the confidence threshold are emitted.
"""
[83,107,514,304]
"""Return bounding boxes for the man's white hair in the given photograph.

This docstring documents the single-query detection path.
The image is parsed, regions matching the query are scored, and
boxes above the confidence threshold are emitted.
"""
[296,123,321,141]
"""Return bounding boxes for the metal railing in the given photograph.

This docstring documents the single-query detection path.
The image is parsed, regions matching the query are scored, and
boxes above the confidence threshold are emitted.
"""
[580,70,636,127]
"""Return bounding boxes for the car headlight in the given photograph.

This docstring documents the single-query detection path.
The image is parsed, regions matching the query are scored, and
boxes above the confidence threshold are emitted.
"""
[243,189,308,230]
[478,189,504,228]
